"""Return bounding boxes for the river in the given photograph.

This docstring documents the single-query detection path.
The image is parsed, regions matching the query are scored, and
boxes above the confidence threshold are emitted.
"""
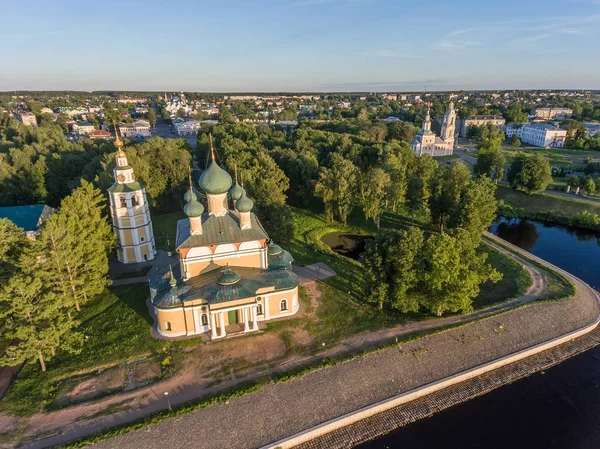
[357,218,600,449]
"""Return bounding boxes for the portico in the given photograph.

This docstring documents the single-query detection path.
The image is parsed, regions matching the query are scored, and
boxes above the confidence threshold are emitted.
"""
[210,303,259,339]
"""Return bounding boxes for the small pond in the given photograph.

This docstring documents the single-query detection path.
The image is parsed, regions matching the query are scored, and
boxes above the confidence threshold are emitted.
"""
[320,232,372,261]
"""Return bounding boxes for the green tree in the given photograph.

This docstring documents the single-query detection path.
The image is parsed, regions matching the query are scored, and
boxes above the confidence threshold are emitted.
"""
[583,176,596,195]
[406,154,437,215]
[510,134,521,147]
[504,103,528,124]
[362,167,391,229]
[428,163,471,233]
[315,153,358,223]
[507,153,553,194]
[362,228,424,311]
[147,108,157,128]
[474,146,506,182]
[419,229,501,316]
[476,123,504,152]
[0,219,28,282]
[449,176,498,244]
[381,143,413,211]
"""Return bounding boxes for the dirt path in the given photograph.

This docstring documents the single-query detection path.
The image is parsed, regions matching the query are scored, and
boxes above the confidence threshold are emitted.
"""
[1,250,552,448]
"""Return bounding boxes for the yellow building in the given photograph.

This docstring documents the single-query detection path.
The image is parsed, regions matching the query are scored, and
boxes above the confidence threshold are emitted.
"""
[108,132,156,263]
[411,103,456,157]
[149,142,299,340]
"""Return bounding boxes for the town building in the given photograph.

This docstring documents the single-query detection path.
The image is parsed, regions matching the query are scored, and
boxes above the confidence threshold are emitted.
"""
[14,112,37,127]
[107,132,156,264]
[72,121,95,136]
[147,140,300,340]
[118,97,148,104]
[119,120,151,139]
[57,107,88,117]
[505,123,567,148]
[411,103,456,157]
[532,107,573,120]
[89,129,114,140]
[583,122,600,137]
[460,115,506,137]
[0,204,55,239]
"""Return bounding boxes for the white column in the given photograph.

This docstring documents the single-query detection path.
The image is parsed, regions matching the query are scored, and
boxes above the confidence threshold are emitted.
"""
[219,312,226,337]
[210,313,217,339]
[251,306,258,330]
[243,307,250,332]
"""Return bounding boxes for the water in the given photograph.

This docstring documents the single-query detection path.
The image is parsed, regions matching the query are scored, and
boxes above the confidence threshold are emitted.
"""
[320,232,371,261]
[357,218,600,449]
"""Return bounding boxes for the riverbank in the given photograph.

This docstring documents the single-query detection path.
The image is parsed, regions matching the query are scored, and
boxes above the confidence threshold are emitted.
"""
[45,234,598,449]
[497,185,600,232]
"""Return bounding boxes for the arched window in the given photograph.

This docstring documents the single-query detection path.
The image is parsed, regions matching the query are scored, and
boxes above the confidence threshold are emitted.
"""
[120,196,127,208]
[165,321,171,331]
[131,196,139,207]
[201,314,208,326]
[280,299,288,311]
[256,303,263,315]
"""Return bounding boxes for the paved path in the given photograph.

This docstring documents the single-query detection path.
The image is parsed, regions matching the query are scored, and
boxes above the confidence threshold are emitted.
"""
[9,238,599,449]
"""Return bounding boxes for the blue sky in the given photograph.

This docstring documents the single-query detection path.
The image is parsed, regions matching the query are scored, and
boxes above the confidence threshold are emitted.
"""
[1,0,599,91]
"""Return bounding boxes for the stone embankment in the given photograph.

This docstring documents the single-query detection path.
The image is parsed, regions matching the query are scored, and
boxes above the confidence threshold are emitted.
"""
[83,233,600,449]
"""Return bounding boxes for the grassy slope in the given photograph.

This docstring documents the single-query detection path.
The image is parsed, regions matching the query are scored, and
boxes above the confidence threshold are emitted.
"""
[496,185,600,217]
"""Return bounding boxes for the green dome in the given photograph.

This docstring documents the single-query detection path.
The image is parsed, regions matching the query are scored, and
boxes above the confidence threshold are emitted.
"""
[199,160,232,195]
[268,242,283,256]
[235,190,254,213]
[217,267,241,286]
[229,181,243,201]
[183,197,204,217]
[184,186,201,202]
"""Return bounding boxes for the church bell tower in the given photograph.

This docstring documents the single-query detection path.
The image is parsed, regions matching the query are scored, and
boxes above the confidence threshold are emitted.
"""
[440,101,456,146]
[107,127,156,263]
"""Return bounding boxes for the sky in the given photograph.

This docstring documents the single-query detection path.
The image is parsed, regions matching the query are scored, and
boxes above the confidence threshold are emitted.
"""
[1,0,600,92]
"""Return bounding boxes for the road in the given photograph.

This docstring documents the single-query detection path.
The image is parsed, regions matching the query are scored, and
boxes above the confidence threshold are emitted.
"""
[150,104,197,148]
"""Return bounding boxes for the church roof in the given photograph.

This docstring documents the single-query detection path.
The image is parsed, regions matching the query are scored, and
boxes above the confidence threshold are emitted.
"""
[152,265,299,309]
[108,182,143,193]
[0,204,55,232]
[198,159,232,194]
[176,211,268,249]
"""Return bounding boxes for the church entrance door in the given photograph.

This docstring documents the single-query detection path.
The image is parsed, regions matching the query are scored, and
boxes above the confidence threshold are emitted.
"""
[228,310,239,325]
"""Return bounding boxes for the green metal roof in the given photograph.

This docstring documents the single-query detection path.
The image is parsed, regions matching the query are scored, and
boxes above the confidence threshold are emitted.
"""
[198,160,232,194]
[235,190,254,212]
[108,182,142,193]
[183,197,204,217]
[217,267,242,285]
[176,211,268,249]
[183,186,201,203]
[229,181,243,201]
[267,248,294,271]
[0,205,55,231]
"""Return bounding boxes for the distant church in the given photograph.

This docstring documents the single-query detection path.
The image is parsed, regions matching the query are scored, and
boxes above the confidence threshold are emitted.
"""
[411,102,456,157]
[108,130,156,263]
[147,139,300,340]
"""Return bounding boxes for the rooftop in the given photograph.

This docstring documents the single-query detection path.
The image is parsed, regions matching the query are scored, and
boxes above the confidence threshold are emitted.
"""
[0,204,55,231]
[176,211,268,249]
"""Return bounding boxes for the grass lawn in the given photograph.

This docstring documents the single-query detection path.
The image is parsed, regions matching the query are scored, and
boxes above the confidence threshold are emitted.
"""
[499,146,597,169]
[435,154,460,162]
[496,185,600,218]
[152,211,185,251]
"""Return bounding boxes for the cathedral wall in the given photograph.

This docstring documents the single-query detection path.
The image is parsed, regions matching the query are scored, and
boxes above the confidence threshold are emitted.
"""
[265,288,299,319]
[186,252,264,278]
[156,308,187,337]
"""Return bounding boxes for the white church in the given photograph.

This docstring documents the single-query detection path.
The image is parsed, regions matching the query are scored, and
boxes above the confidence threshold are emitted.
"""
[411,102,457,157]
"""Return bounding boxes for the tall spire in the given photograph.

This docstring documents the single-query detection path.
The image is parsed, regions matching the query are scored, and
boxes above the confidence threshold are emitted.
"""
[113,121,124,150]
[423,108,431,132]
[209,133,215,162]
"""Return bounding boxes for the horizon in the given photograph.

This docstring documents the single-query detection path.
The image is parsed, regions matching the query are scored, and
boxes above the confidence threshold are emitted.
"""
[2,0,600,91]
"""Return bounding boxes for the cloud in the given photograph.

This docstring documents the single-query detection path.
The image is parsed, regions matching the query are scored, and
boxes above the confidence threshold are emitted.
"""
[433,40,480,51]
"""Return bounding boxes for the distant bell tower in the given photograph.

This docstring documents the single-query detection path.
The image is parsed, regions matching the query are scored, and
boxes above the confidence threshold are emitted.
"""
[107,127,156,263]
[440,101,456,146]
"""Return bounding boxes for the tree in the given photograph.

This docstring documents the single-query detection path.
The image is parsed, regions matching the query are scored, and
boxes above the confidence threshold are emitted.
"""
[36,181,114,314]
[428,163,471,233]
[476,123,504,153]
[583,176,596,195]
[406,154,437,215]
[474,146,506,183]
[362,228,424,311]
[147,108,157,128]
[387,121,416,143]
[0,264,84,372]
[362,168,390,229]
[0,219,28,283]
[177,108,185,118]
[507,153,553,194]
[315,153,358,223]
[510,134,521,147]
[504,103,528,125]
[449,176,498,244]
[418,229,501,316]
[381,143,413,211]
